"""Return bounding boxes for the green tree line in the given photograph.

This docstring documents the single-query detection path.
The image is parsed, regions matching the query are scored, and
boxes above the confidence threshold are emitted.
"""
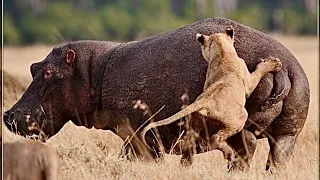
[4,0,317,45]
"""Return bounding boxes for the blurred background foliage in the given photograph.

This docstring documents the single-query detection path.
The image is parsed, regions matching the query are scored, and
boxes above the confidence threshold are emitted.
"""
[4,0,317,45]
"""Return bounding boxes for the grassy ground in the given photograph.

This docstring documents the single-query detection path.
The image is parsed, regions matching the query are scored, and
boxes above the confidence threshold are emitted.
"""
[2,35,318,180]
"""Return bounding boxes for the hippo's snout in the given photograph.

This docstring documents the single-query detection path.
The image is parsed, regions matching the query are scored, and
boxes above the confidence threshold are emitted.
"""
[3,111,22,124]
[3,110,18,133]
[3,111,9,123]
[3,108,46,138]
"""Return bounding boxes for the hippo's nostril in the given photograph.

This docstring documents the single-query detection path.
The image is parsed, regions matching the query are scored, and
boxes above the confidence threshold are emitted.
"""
[3,112,9,121]
[3,111,18,133]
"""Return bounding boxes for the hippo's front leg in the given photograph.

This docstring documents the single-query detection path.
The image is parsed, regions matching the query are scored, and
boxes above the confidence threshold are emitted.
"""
[110,117,159,161]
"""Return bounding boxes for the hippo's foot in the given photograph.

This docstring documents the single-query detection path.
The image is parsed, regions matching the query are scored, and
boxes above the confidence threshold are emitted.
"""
[266,133,297,174]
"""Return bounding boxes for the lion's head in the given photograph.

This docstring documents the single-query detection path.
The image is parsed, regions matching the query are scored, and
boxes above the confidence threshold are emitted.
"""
[196,26,235,62]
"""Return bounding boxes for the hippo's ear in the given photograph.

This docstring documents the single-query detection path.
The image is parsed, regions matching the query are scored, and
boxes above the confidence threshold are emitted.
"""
[30,62,40,77]
[65,50,76,65]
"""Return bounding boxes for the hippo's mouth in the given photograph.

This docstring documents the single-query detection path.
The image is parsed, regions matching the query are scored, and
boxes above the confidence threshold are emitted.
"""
[18,126,48,142]
[26,131,48,142]
[24,118,50,142]
[4,111,49,142]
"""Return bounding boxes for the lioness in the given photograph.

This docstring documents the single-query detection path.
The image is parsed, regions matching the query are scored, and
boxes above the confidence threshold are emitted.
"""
[4,139,61,180]
[141,26,282,165]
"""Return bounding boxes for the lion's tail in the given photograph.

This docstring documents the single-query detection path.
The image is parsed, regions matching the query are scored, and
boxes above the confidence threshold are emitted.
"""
[140,101,203,150]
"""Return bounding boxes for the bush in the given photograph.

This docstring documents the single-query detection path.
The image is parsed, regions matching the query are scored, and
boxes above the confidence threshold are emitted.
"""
[100,5,133,41]
[228,5,268,31]
[297,13,317,35]
[18,15,60,44]
[16,2,106,44]
[3,0,317,45]
[3,15,21,45]
[133,0,191,39]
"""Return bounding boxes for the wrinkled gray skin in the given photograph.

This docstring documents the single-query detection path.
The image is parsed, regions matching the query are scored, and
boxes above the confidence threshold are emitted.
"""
[4,18,309,171]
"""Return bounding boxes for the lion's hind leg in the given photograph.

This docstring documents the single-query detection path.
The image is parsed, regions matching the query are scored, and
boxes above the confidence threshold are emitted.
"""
[209,130,236,161]
[209,107,248,164]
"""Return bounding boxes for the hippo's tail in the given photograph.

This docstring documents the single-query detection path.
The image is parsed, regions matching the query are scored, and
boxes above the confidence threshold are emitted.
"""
[260,70,291,111]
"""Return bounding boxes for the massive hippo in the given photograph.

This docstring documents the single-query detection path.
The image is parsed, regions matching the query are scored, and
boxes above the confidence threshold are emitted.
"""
[4,18,309,171]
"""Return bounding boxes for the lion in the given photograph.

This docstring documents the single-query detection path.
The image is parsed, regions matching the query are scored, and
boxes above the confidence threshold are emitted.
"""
[3,139,61,180]
[141,26,282,165]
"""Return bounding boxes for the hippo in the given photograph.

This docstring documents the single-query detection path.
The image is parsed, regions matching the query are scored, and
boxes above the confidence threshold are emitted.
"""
[4,18,309,171]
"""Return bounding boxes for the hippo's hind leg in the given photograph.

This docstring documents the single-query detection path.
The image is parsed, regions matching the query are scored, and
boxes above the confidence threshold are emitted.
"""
[227,129,257,172]
[265,115,306,172]
[265,75,309,172]
[266,134,297,172]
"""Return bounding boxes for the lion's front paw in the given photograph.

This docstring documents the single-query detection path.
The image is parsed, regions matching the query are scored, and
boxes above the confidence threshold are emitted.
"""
[259,57,282,72]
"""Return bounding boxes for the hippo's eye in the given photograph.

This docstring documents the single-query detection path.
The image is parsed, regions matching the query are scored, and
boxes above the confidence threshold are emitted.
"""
[44,69,53,79]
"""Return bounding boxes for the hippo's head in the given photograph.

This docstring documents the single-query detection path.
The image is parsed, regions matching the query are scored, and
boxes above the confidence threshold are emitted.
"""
[3,42,112,139]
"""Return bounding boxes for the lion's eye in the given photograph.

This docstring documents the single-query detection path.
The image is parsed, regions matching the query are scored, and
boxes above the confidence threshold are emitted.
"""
[44,69,53,79]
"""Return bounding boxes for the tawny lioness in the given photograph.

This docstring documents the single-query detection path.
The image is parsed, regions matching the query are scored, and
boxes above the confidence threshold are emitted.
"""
[141,26,282,165]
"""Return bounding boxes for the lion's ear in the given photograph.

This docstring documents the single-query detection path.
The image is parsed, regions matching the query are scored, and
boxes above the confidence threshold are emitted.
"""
[196,33,209,45]
[225,26,234,39]
[196,33,205,45]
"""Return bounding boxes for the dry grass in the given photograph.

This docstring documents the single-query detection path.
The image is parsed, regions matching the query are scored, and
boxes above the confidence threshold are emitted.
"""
[2,35,319,180]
